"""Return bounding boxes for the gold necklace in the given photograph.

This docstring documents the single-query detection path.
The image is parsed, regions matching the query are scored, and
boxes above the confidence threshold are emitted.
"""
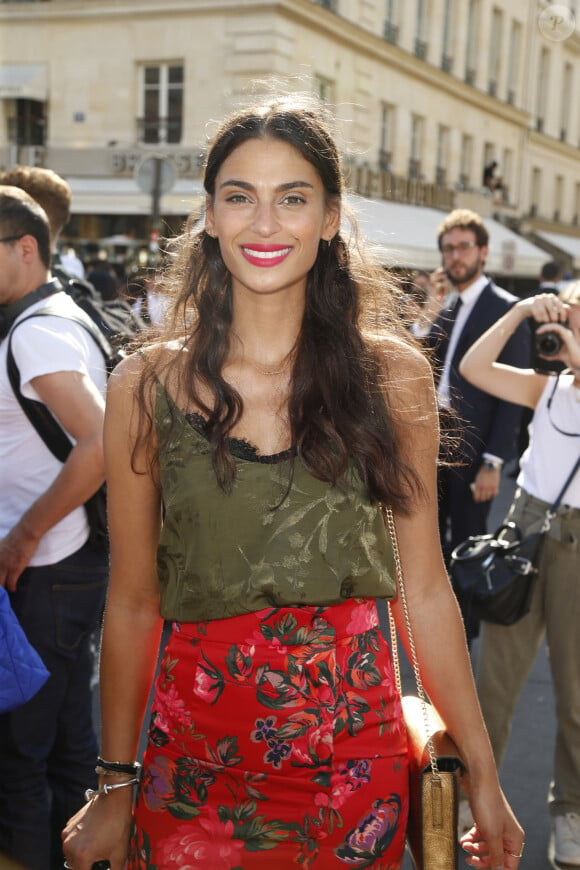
[251,361,290,376]
[230,330,295,376]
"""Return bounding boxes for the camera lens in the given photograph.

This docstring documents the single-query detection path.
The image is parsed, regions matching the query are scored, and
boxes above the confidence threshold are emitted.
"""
[535,330,563,357]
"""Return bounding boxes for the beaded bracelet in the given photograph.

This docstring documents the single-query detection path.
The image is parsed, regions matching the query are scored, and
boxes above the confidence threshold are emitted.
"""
[85,777,140,802]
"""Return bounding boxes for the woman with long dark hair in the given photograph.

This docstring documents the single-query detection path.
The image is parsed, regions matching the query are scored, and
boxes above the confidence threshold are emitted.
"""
[63,94,522,869]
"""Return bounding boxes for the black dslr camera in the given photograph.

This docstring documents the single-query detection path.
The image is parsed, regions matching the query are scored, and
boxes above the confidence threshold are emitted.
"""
[532,321,569,374]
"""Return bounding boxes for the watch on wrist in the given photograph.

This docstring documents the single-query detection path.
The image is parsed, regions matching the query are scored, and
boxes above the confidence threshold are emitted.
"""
[482,459,502,472]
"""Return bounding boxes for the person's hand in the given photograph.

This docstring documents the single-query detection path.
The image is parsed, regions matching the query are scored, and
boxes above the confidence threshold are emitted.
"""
[429,267,451,303]
[62,790,133,870]
[529,292,570,323]
[471,466,501,503]
[0,524,40,591]
[460,778,525,869]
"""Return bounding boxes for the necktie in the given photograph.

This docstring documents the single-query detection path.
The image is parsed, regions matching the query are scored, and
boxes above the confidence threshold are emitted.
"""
[444,295,463,339]
[435,296,463,396]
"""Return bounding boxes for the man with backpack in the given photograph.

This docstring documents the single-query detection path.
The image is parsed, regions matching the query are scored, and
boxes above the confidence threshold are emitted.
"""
[0,187,109,869]
[0,164,145,350]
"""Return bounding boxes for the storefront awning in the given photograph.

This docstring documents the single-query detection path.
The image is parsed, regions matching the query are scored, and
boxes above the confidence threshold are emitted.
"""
[67,177,204,216]
[347,195,548,277]
[534,230,580,270]
[0,64,47,100]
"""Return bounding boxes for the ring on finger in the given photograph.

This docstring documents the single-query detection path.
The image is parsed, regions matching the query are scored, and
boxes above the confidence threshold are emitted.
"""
[504,844,525,858]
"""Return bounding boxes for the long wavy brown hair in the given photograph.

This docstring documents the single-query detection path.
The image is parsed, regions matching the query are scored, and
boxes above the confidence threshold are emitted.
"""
[134,95,425,513]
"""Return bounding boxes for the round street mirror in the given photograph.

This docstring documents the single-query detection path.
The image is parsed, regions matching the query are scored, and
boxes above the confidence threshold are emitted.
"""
[135,156,176,196]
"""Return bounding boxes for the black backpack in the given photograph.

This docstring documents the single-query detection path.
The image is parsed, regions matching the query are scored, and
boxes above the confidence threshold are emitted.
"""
[6,307,117,550]
[52,263,146,351]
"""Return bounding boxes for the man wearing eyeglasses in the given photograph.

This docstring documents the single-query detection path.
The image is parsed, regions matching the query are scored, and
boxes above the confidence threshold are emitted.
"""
[0,187,108,870]
[427,208,530,642]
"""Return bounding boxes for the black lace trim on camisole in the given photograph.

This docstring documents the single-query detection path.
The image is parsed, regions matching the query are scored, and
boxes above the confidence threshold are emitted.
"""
[184,411,293,465]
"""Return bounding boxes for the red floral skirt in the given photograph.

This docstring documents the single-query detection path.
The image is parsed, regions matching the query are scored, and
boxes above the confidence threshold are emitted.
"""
[128,599,409,869]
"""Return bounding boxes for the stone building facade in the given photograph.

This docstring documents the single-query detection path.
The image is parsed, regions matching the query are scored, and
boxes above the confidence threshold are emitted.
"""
[0,0,578,274]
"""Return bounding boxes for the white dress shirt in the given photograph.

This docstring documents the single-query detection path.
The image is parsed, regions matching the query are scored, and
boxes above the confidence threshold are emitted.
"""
[437,274,489,408]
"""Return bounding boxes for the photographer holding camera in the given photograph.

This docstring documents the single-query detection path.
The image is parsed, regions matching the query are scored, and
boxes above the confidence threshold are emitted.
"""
[459,285,580,866]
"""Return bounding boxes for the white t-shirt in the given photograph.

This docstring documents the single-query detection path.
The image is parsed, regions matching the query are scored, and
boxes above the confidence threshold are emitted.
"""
[519,373,580,508]
[0,292,107,565]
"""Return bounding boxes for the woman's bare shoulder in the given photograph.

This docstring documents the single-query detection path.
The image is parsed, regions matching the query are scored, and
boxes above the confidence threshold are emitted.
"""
[375,334,433,382]
[108,340,186,391]
[111,341,184,383]
[372,335,437,428]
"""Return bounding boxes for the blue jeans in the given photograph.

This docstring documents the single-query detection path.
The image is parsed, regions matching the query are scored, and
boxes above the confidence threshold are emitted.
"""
[0,540,108,870]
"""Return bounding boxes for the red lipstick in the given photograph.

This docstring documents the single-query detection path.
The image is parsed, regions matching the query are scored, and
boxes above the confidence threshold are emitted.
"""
[241,244,292,267]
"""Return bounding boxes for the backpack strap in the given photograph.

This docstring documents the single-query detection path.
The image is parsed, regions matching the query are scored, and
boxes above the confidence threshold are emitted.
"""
[6,310,116,463]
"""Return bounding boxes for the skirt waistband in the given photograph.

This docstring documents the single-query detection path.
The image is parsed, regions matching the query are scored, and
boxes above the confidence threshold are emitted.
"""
[174,598,381,646]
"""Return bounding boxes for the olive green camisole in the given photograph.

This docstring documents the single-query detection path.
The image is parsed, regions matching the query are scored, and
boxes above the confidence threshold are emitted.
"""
[155,382,396,622]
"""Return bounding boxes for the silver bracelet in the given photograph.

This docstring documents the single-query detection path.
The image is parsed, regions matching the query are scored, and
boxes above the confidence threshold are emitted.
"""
[84,776,140,802]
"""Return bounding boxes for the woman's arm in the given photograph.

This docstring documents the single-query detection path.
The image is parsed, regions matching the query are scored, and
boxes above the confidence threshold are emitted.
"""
[99,355,164,773]
[63,353,164,870]
[459,296,558,410]
[385,343,524,869]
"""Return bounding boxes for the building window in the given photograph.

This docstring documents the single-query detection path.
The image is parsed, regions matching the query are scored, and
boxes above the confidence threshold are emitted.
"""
[483,142,495,171]
[436,125,449,186]
[506,19,521,105]
[498,147,512,202]
[379,103,395,170]
[7,99,46,146]
[314,75,334,103]
[459,133,473,189]
[573,181,580,225]
[414,0,428,60]
[554,174,564,222]
[312,0,337,9]
[530,167,542,217]
[482,143,498,191]
[384,0,399,43]
[560,62,573,141]
[441,0,454,73]
[536,48,550,132]
[465,0,479,85]
[409,114,424,178]
[488,8,503,97]
[138,63,183,144]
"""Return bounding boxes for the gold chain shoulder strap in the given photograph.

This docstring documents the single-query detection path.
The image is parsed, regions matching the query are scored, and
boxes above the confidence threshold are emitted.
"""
[384,505,441,779]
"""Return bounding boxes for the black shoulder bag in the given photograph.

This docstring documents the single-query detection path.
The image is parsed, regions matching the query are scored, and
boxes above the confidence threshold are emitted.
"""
[6,309,116,551]
[450,454,580,626]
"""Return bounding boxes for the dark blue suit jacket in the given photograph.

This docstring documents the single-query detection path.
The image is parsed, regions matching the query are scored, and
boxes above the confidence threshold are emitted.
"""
[428,280,530,473]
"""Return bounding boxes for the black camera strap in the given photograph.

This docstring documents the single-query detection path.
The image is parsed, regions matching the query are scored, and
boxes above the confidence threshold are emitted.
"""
[543,453,580,525]
[546,374,580,437]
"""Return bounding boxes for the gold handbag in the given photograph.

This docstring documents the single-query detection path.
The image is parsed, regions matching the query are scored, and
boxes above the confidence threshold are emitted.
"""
[384,507,464,870]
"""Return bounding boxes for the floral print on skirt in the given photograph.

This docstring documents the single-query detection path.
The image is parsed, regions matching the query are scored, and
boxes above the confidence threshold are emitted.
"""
[128,598,409,869]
